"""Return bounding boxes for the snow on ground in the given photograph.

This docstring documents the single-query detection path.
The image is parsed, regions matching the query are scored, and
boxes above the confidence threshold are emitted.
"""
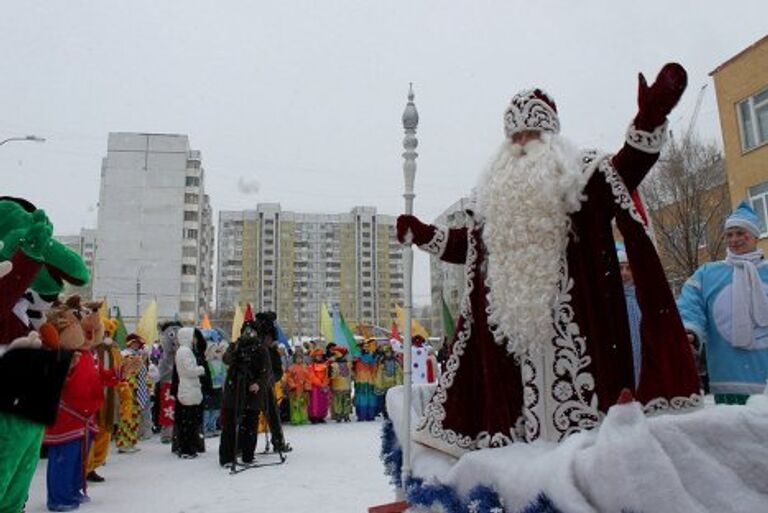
[27,420,395,513]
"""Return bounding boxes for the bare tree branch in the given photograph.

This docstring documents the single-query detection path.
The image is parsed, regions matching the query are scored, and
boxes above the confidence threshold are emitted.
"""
[640,135,728,286]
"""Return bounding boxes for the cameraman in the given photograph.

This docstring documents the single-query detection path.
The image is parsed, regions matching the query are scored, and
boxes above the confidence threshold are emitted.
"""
[218,312,290,466]
[218,318,269,466]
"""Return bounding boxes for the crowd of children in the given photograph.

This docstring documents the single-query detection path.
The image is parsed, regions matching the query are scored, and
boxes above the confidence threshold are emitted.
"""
[280,337,425,425]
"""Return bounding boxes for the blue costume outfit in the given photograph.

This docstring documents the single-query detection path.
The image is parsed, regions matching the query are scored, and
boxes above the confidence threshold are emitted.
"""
[678,260,768,399]
[677,201,768,403]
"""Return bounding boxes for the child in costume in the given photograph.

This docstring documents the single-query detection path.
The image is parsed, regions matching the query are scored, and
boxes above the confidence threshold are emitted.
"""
[374,343,403,418]
[410,334,438,385]
[307,348,330,423]
[352,338,380,421]
[203,334,228,437]
[329,346,353,422]
[115,333,147,453]
[285,351,311,425]
[44,297,113,511]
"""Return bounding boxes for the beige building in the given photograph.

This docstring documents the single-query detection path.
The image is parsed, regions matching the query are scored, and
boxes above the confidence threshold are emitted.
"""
[216,204,404,338]
[711,35,768,250]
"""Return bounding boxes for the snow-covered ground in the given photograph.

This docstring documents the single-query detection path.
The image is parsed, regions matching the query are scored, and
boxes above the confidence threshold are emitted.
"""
[27,420,395,513]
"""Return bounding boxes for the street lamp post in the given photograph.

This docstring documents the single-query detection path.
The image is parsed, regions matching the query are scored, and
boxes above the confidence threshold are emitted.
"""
[136,263,155,328]
[0,135,46,146]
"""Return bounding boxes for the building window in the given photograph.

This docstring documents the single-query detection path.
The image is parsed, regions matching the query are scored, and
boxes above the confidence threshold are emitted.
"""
[184,211,199,221]
[738,87,768,151]
[182,247,197,257]
[181,264,197,275]
[185,176,200,187]
[180,301,196,311]
[184,193,199,204]
[749,181,768,236]
[185,228,198,239]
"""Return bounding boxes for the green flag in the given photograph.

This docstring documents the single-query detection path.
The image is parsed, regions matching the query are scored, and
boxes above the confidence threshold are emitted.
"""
[114,306,128,349]
[339,311,361,357]
[441,294,455,342]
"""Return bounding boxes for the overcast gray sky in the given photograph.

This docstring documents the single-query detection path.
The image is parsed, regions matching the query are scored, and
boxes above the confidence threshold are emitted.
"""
[1,1,766,306]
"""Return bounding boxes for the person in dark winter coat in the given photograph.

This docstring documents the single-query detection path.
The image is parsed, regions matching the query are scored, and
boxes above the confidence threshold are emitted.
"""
[263,331,291,452]
[218,319,271,465]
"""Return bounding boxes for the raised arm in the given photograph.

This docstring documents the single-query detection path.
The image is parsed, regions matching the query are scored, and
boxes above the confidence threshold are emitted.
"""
[612,63,687,192]
[396,214,469,264]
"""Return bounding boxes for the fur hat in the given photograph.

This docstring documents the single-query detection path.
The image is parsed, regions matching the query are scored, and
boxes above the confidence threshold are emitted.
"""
[503,88,560,139]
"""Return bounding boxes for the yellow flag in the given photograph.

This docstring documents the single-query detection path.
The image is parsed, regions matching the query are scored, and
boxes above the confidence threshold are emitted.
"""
[231,304,244,342]
[98,297,110,322]
[201,313,212,330]
[320,303,334,343]
[395,304,430,339]
[136,298,159,344]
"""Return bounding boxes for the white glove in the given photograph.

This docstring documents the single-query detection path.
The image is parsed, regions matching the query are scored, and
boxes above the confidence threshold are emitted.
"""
[0,260,12,279]
[8,331,43,350]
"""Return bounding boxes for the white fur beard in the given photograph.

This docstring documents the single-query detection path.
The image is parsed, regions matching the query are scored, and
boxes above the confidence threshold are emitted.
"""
[476,136,585,357]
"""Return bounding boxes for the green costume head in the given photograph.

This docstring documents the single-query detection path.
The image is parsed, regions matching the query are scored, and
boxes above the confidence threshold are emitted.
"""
[0,197,90,297]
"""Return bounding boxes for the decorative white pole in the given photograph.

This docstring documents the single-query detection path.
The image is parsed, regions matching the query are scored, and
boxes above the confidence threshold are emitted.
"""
[400,83,418,491]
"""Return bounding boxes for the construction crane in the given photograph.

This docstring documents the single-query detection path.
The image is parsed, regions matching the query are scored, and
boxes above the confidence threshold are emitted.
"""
[683,84,708,146]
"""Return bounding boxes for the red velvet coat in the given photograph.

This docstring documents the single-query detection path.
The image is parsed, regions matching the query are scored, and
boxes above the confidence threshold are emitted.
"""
[413,123,701,457]
[44,350,113,445]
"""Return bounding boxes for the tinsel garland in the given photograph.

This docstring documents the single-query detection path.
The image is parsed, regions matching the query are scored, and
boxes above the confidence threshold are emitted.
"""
[380,417,403,488]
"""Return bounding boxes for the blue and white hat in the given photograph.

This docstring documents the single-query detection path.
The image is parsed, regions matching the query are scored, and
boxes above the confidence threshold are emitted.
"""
[724,200,761,237]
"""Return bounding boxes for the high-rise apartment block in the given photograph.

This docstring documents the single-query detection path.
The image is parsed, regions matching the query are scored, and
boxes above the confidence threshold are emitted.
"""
[93,133,214,326]
[428,197,471,339]
[217,204,404,337]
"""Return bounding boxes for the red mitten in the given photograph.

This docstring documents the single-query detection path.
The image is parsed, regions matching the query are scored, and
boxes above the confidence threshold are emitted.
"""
[396,215,434,245]
[634,62,687,130]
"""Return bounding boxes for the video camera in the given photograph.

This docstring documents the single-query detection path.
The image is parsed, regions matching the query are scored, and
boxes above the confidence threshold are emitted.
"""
[240,311,277,341]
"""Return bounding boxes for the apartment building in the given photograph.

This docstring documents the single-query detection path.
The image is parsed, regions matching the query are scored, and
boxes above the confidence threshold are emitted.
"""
[217,204,403,337]
[93,132,214,326]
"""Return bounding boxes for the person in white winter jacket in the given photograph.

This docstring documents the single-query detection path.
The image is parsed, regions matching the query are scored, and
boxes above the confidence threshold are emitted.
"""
[174,327,205,458]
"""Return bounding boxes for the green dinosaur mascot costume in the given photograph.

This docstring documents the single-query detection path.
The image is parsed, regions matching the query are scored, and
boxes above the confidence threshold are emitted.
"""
[0,197,90,513]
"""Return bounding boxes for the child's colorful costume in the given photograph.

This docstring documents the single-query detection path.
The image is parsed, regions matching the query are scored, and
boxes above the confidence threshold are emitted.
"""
[285,357,311,425]
[308,349,330,423]
[329,347,353,422]
[374,344,402,417]
[353,339,380,421]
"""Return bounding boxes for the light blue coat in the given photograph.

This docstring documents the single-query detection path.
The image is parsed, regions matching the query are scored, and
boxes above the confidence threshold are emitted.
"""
[677,261,768,395]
